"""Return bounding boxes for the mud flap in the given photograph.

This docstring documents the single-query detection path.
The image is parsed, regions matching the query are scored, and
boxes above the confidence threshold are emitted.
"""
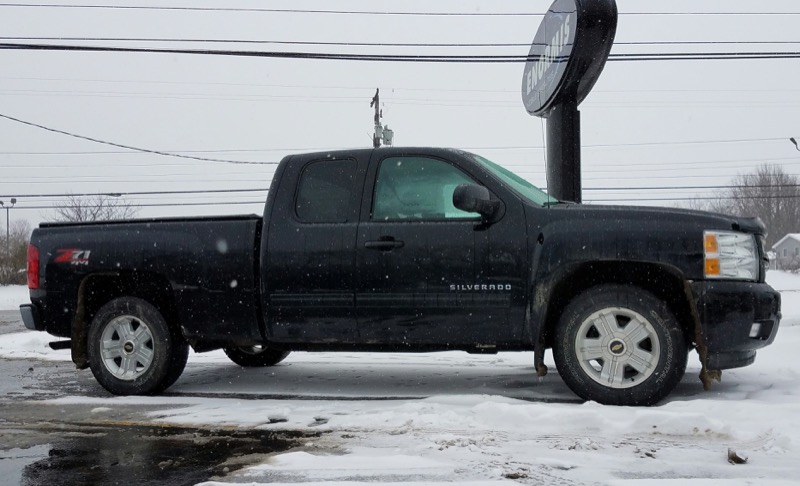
[534,338,548,378]
[70,278,90,370]
[683,281,721,390]
[529,292,549,378]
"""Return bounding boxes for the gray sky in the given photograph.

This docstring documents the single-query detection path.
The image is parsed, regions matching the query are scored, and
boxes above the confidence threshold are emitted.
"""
[2,0,800,227]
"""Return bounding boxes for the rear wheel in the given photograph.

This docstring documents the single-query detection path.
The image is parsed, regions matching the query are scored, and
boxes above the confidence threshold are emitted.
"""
[87,297,189,395]
[223,345,290,367]
[553,285,687,406]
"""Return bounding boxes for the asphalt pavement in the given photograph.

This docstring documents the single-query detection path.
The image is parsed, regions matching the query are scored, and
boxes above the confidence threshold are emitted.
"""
[0,309,25,335]
[0,310,309,486]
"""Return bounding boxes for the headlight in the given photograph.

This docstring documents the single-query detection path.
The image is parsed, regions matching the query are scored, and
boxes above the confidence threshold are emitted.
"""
[703,231,758,280]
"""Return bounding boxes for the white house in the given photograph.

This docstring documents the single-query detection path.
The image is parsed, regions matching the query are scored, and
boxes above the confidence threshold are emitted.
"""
[772,234,800,270]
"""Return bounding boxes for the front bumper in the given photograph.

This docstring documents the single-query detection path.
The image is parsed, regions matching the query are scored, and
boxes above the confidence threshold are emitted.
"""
[690,280,781,370]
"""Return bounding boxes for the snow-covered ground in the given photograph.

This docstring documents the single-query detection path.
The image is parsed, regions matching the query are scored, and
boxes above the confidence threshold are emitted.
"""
[1,272,800,485]
[0,284,28,312]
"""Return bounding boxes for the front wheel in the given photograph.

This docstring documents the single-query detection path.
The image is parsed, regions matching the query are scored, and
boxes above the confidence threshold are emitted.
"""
[223,345,290,367]
[553,285,688,406]
[87,297,189,395]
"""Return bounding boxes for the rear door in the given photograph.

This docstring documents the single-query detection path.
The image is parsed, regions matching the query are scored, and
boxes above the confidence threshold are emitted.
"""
[355,153,513,346]
[263,154,367,343]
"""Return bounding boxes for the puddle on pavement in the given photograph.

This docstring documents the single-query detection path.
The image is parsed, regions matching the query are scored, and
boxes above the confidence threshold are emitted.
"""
[1,425,315,486]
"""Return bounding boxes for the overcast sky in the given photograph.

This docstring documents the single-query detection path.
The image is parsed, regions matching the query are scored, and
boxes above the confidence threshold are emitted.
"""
[2,0,800,227]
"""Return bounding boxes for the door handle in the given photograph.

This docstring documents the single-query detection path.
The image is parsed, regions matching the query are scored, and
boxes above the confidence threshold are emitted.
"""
[365,237,405,251]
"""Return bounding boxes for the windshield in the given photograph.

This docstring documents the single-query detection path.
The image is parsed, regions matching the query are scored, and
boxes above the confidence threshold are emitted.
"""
[470,154,559,207]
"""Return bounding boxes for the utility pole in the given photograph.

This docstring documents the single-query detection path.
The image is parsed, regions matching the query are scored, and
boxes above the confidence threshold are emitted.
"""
[0,198,16,257]
[369,88,395,147]
[370,88,381,148]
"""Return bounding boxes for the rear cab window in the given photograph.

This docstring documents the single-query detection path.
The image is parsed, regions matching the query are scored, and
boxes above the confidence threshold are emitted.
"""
[295,159,357,223]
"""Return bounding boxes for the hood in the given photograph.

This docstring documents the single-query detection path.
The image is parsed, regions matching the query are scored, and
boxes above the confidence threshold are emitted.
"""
[548,203,767,235]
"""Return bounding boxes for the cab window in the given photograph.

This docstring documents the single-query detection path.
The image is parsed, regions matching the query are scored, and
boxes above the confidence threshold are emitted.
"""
[372,156,479,221]
[295,159,356,223]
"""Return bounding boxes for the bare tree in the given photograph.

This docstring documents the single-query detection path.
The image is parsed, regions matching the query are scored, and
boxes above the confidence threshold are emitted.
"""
[681,195,731,215]
[685,164,800,248]
[0,219,32,285]
[727,164,800,248]
[50,194,139,223]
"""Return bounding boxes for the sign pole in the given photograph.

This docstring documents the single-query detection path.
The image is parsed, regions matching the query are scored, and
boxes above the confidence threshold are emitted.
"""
[547,100,581,203]
[521,0,617,203]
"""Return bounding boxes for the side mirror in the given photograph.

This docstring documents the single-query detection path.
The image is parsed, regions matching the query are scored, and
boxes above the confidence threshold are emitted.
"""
[453,184,501,222]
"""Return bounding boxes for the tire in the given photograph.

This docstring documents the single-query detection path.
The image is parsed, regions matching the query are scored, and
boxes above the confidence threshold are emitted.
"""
[223,345,290,367]
[553,285,688,406]
[87,297,189,395]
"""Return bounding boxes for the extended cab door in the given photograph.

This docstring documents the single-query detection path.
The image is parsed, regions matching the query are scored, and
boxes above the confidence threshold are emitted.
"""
[263,154,367,344]
[355,152,526,347]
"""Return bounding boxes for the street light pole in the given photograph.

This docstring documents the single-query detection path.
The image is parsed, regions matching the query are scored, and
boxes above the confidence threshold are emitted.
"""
[0,198,16,257]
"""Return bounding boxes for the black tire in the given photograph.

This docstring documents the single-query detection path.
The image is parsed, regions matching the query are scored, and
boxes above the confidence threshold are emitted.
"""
[223,345,290,367]
[553,285,688,406]
[87,297,189,395]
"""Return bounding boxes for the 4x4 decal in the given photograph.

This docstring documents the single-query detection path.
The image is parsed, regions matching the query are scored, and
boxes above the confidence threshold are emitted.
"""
[54,249,92,266]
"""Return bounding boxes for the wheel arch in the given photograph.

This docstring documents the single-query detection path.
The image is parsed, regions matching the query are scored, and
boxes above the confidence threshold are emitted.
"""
[537,261,695,350]
[71,271,179,369]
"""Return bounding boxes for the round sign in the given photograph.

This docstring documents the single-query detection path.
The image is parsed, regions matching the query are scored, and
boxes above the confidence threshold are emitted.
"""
[521,0,617,117]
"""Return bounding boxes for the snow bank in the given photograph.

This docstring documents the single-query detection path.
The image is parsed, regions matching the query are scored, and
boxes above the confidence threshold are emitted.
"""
[768,271,800,326]
[765,269,800,291]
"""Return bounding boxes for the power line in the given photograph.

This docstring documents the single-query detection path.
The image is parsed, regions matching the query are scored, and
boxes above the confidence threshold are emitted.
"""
[4,36,800,49]
[1,113,796,182]
[5,75,800,97]
[2,178,271,185]
[581,137,785,148]
[11,194,800,211]
[589,194,800,203]
[8,174,800,186]
[613,52,800,61]
[6,183,800,202]
[0,87,400,103]
[0,41,548,62]
[0,112,277,165]
[4,171,267,181]
[0,4,548,15]
[2,4,800,17]
[505,156,800,171]
[8,89,800,112]
[0,189,267,198]
[0,150,287,157]
[0,36,534,48]
[1,75,514,93]
[5,156,798,182]
[3,42,800,63]
[622,12,800,16]
[16,201,264,211]
[6,155,798,172]
[0,109,789,163]
[9,88,800,110]
[586,184,800,191]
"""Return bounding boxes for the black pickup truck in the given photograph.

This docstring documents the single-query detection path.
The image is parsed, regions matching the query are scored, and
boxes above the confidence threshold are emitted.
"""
[20,147,781,405]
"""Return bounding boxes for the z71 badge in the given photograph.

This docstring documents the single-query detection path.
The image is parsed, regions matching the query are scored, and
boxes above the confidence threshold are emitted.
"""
[54,249,92,266]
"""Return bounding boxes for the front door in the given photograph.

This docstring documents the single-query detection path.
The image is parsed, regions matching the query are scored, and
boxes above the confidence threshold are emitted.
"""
[355,154,511,346]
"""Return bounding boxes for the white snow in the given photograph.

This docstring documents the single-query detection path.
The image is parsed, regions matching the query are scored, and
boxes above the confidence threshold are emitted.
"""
[0,284,28,312]
[1,272,800,485]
